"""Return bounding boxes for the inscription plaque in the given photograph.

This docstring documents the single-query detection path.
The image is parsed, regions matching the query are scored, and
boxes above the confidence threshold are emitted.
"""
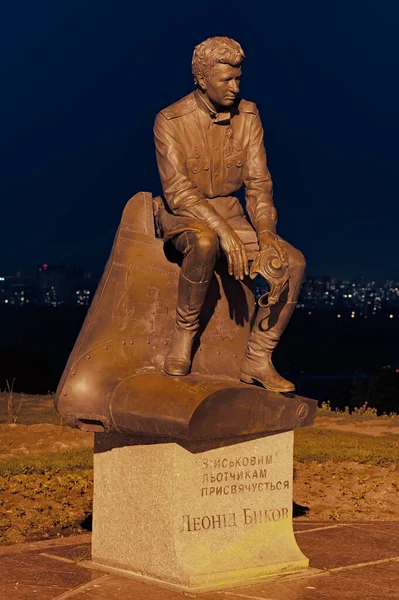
[174,438,295,539]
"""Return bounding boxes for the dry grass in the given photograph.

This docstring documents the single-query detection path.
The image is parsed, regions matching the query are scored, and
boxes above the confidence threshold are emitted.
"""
[0,391,60,425]
[5,379,24,424]
[0,449,93,545]
[317,400,399,424]
[294,427,399,465]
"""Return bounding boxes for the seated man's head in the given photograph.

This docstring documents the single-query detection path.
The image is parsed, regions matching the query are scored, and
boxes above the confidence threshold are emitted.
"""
[192,36,245,109]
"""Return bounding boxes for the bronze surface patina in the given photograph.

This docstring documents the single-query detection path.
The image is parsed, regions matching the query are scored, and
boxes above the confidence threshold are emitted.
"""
[154,36,305,391]
[55,38,316,439]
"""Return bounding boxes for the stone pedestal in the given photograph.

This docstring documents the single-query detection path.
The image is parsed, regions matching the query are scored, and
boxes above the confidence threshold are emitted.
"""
[90,430,308,593]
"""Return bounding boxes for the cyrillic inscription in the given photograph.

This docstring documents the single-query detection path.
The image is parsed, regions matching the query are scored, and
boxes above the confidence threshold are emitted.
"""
[201,480,289,496]
[202,468,268,484]
[182,512,237,532]
[182,507,290,532]
[202,455,272,469]
[243,507,289,524]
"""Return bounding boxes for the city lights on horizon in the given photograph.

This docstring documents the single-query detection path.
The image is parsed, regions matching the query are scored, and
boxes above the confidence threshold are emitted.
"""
[0,265,98,308]
[254,275,399,319]
[0,268,399,316]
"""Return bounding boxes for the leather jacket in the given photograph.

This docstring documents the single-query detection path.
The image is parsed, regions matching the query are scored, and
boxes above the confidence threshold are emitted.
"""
[154,90,277,238]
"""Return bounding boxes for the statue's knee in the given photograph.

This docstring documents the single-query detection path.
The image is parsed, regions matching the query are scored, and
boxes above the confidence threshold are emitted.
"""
[288,248,306,276]
[193,228,218,258]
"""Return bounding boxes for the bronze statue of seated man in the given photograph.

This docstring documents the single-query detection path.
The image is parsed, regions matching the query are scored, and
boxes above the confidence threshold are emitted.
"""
[154,36,305,392]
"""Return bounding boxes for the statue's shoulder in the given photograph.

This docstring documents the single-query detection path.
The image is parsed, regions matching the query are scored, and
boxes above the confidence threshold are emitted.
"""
[160,93,197,120]
[238,98,258,115]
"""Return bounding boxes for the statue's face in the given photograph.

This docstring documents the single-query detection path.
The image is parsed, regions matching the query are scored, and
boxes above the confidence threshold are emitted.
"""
[199,63,242,108]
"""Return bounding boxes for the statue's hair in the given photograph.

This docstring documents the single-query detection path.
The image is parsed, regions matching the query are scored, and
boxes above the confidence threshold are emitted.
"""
[192,36,245,85]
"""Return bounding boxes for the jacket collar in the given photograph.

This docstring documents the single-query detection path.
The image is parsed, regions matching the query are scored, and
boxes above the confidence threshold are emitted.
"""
[195,90,234,124]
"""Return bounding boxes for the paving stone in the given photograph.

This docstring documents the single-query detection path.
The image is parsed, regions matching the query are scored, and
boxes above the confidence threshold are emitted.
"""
[0,541,102,600]
[74,574,224,599]
[221,564,399,600]
[0,534,92,556]
[2,523,399,599]
[345,521,399,539]
[293,522,327,530]
[296,523,399,569]
[0,584,68,600]
[43,542,92,561]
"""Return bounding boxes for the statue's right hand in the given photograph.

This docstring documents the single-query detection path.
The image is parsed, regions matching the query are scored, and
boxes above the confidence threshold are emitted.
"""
[218,226,249,281]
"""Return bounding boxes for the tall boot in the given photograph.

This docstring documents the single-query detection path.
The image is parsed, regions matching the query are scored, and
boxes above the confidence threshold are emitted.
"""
[164,274,210,376]
[240,301,297,392]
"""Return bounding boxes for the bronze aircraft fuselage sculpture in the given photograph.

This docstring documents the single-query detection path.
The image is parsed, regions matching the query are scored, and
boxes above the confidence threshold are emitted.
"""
[154,36,306,392]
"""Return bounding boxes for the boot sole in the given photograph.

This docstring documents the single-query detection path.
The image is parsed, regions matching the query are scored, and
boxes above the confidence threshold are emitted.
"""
[164,367,190,377]
[240,372,295,394]
[164,361,191,376]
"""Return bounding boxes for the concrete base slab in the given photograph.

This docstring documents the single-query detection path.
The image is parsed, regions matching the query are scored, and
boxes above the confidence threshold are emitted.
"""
[92,430,308,591]
[82,560,321,594]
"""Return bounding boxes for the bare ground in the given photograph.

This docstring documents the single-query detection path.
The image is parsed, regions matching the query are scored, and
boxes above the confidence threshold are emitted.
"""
[0,423,93,459]
[294,460,399,522]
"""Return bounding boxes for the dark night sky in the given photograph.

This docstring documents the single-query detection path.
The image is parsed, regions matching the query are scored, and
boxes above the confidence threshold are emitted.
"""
[1,0,398,279]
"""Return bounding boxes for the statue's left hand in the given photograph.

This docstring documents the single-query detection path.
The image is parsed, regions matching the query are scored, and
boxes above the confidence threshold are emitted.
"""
[258,231,287,264]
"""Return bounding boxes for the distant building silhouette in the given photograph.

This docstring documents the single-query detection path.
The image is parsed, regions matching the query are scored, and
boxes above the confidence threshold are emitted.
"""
[298,276,337,309]
[0,271,37,306]
[37,264,96,307]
